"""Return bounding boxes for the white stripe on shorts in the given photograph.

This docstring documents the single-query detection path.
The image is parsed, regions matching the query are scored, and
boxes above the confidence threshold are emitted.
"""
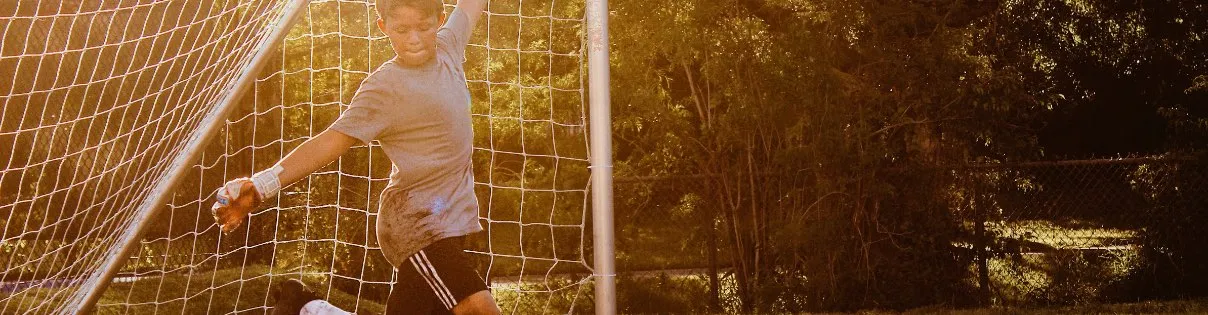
[409,252,455,309]
[419,251,459,306]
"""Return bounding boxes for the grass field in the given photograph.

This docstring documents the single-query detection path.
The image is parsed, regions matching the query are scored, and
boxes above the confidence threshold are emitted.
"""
[883,298,1208,315]
[4,266,1207,314]
[0,264,596,314]
[0,265,385,314]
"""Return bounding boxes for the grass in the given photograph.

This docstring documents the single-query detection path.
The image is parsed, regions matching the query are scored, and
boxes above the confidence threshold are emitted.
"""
[1,265,385,314]
[884,298,1208,314]
[1,264,593,314]
[5,266,1207,314]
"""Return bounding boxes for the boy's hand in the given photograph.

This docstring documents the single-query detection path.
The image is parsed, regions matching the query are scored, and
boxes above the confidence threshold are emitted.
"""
[212,179,262,234]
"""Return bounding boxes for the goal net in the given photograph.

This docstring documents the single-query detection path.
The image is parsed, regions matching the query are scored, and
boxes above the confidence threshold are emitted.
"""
[0,0,596,313]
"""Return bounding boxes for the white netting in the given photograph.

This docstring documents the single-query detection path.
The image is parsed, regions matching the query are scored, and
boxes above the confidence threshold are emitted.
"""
[0,0,593,313]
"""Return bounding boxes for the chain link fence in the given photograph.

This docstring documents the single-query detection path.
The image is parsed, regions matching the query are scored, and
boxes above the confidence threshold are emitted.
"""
[949,156,1208,305]
[610,155,1208,311]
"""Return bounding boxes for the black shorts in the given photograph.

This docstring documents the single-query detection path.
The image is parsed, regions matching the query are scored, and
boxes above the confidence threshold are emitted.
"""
[385,236,488,315]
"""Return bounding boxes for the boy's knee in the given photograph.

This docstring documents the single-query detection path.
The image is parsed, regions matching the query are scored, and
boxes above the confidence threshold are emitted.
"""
[452,290,500,315]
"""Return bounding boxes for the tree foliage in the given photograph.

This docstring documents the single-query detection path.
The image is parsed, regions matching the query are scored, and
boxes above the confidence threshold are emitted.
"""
[608,0,1206,312]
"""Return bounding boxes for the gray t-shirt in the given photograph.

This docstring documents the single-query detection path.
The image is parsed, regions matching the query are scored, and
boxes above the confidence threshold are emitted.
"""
[329,8,480,267]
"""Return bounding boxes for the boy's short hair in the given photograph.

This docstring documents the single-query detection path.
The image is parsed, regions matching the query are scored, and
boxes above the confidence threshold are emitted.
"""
[376,0,445,21]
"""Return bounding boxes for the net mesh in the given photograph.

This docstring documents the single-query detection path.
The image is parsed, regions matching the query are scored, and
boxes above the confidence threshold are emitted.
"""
[0,0,593,313]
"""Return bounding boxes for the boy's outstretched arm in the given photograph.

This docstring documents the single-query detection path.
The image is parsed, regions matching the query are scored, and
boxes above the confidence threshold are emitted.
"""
[274,128,360,187]
[211,128,359,233]
[457,0,487,32]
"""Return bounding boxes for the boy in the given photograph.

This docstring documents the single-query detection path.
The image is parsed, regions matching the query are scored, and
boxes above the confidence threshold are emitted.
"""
[210,0,500,314]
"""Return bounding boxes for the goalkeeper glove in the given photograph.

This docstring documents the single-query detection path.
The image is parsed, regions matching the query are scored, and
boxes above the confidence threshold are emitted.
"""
[212,165,284,233]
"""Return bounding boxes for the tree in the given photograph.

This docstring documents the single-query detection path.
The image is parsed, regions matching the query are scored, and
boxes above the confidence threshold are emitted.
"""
[608,0,1031,311]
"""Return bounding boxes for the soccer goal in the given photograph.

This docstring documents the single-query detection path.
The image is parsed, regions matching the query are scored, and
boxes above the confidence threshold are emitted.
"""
[0,0,614,313]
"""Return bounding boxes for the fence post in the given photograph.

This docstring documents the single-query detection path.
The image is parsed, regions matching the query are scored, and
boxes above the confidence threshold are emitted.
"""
[972,174,991,305]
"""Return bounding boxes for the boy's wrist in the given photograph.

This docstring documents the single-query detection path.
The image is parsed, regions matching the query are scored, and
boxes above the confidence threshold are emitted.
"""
[251,165,285,200]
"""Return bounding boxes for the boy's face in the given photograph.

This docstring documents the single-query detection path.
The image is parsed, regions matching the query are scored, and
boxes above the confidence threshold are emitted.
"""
[377,6,445,67]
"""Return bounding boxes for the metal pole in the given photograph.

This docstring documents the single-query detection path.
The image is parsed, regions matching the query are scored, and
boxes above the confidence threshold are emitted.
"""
[73,0,309,312]
[586,0,615,313]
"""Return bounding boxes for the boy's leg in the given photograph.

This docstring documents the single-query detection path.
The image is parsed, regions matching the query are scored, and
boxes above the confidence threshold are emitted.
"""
[386,236,498,315]
[451,291,500,315]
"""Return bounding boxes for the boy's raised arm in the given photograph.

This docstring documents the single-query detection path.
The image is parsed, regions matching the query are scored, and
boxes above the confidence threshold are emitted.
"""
[457,0,487,32]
